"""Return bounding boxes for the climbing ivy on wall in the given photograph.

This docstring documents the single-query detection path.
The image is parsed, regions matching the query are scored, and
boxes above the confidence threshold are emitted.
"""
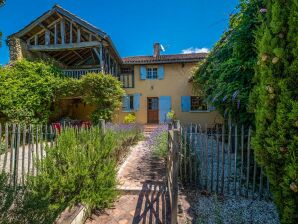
[194,0,261,125]
[250,0,298,223]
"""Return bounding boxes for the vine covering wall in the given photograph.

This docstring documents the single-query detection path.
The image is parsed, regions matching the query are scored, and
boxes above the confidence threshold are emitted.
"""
[194,0,262,125]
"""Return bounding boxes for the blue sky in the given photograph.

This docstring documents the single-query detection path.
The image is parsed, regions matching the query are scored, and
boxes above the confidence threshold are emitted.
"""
[0,0,238,65]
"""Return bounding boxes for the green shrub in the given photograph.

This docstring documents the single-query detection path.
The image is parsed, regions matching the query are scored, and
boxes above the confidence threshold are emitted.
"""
[147,126,168,158]
[12,125,141,223]
[80,73,125,123]
[124,113,136,124]
[167,110,176,121]
[250,1,298,223]
[0,60,63,124]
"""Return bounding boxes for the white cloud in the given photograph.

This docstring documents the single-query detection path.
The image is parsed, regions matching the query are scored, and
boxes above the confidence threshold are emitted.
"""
[181,47,209,54]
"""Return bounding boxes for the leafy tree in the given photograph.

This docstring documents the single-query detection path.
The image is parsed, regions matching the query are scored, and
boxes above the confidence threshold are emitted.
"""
[0,60,63,123]
[80,73,125,123]
[250,1,298,223]
[194,0,261,125]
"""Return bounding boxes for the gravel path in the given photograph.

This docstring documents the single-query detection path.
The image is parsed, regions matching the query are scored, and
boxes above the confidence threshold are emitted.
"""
[180,191,280,224]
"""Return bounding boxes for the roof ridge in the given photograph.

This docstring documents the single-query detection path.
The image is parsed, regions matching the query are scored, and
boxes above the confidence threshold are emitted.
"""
[123,52,208,58]
[53,4,107,36]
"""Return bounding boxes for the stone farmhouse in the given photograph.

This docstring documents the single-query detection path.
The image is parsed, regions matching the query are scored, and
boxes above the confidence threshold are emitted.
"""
[8,4,222,125]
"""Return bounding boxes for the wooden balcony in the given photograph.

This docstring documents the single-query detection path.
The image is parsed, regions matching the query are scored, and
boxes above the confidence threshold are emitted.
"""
[62,68,101,78]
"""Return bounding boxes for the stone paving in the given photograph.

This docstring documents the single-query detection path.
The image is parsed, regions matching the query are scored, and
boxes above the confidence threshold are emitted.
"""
[85,125,170,224]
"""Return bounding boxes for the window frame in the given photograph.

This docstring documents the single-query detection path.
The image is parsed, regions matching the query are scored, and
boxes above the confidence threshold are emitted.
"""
[190,96,209,111]
[146,67,158,79]
[123,95,135,112]
[119,72,134,88]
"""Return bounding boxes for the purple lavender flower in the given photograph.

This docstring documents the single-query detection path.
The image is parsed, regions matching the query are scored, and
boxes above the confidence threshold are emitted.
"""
[232,90,239,102]
[237,99,241,110]
[222,95,228,102]
[145,125,167,150]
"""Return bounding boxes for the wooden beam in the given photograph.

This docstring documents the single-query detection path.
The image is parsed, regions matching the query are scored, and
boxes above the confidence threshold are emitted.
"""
[66,49,91,66]
[45,30,50,45]
[60,19,65,45]
[15,9,54,38]
[77,28,81,43]
[72,50,83,59]
[34,35,38,45]
[93,48,100,61]
[99,44,104,73]
[90,49,96,64]
[27,41,101,51]
[69,22,73,43]
[56,51,74,61]
[54,22,58,44]
[75,56,92,66]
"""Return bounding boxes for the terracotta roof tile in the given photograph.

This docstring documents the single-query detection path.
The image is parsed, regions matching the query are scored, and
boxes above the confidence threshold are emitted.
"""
[122,53,207,65]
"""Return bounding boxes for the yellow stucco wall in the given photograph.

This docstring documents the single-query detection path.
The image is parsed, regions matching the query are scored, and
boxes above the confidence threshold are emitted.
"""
[113,63,223,125]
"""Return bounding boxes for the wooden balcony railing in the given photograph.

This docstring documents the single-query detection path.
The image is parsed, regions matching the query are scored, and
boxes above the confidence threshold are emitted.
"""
[63,68,102,78]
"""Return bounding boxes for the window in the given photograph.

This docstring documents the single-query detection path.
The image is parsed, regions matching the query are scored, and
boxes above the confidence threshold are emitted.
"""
[147,97,159,110]
[119,74,134,88]
[119,67,134,88]
[121,67,132,73]
[129,95,134,110]
[123,95,134,111]
[191,96,208,111]
[146,67,158,79]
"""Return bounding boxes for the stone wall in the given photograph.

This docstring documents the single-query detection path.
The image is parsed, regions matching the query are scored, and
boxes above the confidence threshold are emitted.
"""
[8,37,24,62]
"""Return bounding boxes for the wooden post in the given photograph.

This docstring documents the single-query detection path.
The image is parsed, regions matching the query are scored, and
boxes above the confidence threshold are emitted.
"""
[45,30,50,45]
[99,43,104,73]
[14,125,21,187]
[69,22,73,43]
[34,35,38,45]
[2,124,8,174]
[77,28,81,43]
[54,22,57,44]
[234,125,238,196]
[168,129,180,224]
[60,19,65,45]
[99,119,106,135]
[22,125,26,185]
[221,125,225,194]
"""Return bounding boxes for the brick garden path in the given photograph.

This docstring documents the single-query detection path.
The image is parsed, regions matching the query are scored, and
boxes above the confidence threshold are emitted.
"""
[85,125,170,224]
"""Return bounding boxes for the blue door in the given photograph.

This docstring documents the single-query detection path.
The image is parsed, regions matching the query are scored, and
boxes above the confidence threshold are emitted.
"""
[159,96,171,124]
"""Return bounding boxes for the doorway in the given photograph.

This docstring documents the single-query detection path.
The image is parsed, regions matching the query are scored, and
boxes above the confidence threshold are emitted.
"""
[147,97,159,124]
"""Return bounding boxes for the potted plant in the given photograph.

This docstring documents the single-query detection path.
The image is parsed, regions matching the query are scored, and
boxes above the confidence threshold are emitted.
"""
[167,110,179,128]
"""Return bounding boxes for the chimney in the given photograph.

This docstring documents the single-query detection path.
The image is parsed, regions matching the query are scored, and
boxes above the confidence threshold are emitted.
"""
[153,43,160,57]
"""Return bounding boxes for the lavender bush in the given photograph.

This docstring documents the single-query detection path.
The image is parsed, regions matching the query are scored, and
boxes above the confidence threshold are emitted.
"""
[146,125,168,158]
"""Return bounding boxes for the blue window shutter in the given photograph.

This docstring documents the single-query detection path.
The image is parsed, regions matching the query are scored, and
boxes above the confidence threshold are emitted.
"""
[181,96,191,112]
[159,96,171,124]
[122,95,129,111]
[133,93,141,111]
[158,65,164,80]
[140,66,146,80]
